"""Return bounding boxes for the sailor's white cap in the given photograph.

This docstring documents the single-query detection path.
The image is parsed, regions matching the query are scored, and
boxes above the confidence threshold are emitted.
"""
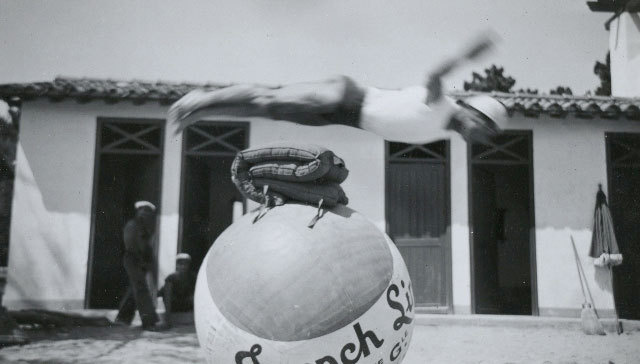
[134,200,156,211]
[0,100,11,126]
[459,95,509,129]
[176,253,192,261]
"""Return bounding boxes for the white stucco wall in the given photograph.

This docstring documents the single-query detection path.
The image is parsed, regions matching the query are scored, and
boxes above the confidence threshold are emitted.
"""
[4,101,387,310]
[511,115,640,317]
[4,99,182,309]
[609,12,640,97]
[5,100,96,309]
[449,114,640,317]
[6,99,640,317]
[449,136,472,314]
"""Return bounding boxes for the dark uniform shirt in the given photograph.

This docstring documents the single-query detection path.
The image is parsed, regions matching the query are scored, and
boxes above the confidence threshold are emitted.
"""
[123,216,154,267]
[161,271,197,312]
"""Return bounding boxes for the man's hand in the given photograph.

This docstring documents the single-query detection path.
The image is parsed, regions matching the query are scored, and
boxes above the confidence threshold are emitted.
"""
[426,74,443,105]
[0,98,21,129]
[425,31,498,105]
[462,32,497,61]
[430,32,498,79]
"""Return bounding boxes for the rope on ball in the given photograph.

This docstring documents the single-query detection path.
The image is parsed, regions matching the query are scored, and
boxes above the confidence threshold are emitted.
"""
[231,143,349,227]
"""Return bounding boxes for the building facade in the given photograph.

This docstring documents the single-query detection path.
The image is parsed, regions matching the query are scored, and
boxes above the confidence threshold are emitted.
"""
[0,78,639,320]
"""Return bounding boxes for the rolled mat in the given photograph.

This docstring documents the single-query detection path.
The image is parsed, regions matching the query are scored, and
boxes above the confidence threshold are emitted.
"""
[231,143,349,207]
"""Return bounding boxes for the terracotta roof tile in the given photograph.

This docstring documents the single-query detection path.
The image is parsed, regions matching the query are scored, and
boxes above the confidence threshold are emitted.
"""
[453,91,640,120]
[0,77,225,106]
[1,77,640,120]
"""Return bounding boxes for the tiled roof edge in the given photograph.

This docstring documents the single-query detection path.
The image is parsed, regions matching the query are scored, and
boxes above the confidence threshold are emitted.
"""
[1,77,639,120]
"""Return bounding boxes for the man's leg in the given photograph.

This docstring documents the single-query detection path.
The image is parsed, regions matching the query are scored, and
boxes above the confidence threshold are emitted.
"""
[169,84,270,132]
[123,259,159,328]
[169,77,350,132]
[133,275,159,327]
[160,282,173,327]
[114,286,136,325]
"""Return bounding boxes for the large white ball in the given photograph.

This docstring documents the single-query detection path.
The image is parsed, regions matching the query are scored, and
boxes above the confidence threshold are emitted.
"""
[194,203,415,364]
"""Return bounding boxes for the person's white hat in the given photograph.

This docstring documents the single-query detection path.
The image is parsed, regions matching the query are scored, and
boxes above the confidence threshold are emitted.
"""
[134,200,156,211]
[176,253,192,261]
[459,95,509,129]
[0,100,11,126]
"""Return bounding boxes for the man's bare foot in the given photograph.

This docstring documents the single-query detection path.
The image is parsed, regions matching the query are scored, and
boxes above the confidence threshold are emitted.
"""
[168,89,210,134]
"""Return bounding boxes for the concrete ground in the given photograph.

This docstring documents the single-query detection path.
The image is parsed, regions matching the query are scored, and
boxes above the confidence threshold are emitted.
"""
[0,317,638,364]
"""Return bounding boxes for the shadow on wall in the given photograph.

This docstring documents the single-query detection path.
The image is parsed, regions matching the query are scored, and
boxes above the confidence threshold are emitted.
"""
[17,103,97,215]
[6,143,88,308]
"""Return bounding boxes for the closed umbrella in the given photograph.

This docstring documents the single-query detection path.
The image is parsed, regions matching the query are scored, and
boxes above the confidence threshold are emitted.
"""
[590,185,623,266]
[589,184,623,334]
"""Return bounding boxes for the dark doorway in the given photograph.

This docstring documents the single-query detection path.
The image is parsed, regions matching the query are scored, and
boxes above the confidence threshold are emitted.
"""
[606,132,640,320]
[0,97,20,268]
[87,119,164,309]
[179,122,248,272]
[386,141,452,312]
[469,131,536,315]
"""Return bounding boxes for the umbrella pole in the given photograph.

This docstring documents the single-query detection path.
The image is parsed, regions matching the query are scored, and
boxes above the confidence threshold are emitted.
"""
[608,265,622,334]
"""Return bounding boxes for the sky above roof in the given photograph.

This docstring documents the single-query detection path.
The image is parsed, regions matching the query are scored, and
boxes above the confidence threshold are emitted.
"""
[0,0,611,94]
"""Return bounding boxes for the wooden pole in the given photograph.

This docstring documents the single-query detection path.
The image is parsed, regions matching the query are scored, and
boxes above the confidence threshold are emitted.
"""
[608,266,623,334]
[0,98,28,347]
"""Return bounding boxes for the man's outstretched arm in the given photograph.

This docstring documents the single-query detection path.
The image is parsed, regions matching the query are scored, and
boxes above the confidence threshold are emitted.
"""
[426,33,496,105]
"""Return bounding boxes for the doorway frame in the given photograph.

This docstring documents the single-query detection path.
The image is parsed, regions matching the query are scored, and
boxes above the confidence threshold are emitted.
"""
[605,131,640,319]
[467,130,539,315]
[384,140,453,313]
[176,120,250,256]
[84,117,165,308]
